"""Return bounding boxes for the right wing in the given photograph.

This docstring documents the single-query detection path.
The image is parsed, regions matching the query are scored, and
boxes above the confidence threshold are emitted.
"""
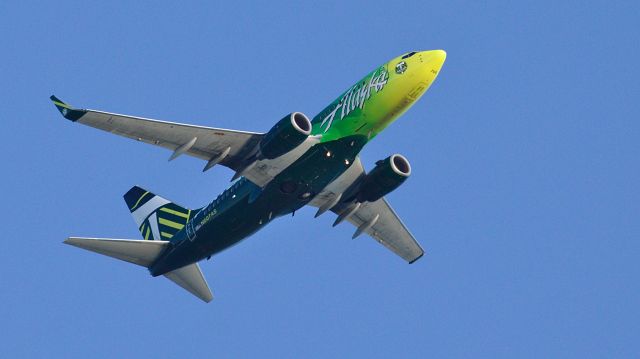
[309,157,424,263]
[51,95,262,173]
[334,198,424,263]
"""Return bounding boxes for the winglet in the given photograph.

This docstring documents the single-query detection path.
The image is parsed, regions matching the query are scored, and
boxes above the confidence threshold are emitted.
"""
[50,95,86,122]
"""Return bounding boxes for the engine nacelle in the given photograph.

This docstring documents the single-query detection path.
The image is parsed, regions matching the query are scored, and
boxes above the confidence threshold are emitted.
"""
[357,154,411,202]
[259,112,312,159]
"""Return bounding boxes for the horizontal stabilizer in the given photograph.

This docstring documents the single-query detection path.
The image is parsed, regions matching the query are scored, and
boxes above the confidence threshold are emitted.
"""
[164,263,213,303]
[65,237,213,302]
[64,237,170,267]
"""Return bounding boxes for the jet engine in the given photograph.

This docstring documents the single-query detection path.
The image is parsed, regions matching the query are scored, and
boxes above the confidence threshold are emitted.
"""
[259,112,312,159]
[356,154,411,202]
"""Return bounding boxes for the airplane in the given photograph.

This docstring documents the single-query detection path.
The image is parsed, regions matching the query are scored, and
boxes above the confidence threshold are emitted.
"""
[52,49,447,302]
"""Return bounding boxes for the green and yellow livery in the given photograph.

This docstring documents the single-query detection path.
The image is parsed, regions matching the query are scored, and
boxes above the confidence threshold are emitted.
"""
[55,50,447,302]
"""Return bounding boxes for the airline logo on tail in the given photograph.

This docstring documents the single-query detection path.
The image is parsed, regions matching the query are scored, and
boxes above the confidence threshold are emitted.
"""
[124,186,194,241]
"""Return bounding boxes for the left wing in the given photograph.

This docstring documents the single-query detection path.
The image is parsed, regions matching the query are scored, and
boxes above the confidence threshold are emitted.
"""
[51,96,322,187]
[51,95,262,173]
[310,157,424,263]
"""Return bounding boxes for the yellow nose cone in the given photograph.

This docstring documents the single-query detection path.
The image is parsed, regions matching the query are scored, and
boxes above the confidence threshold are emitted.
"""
[421,49,446,70]
[414,49,446,84]
[430,49,447,61]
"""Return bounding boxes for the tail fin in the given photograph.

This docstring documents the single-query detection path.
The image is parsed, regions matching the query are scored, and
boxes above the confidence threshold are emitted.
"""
[64,237,213,302]
[124,186,194,242]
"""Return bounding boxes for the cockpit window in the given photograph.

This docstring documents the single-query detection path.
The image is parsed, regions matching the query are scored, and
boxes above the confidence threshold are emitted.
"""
[402,51,417,59]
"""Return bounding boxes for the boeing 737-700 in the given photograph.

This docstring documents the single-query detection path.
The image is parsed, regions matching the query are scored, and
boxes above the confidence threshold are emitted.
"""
[52,50,447,302]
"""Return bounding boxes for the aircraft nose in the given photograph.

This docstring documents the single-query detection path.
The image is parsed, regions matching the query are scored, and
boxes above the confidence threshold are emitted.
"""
[421,49,446,70]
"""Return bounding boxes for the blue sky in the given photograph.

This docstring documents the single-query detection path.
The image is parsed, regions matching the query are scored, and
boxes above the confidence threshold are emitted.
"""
[1,1,639,357]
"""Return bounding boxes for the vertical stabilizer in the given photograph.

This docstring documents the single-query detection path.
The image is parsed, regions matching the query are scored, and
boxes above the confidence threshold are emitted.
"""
[124,186,196,242]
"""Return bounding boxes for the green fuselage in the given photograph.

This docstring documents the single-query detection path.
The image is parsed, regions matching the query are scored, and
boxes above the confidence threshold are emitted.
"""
[149,134,367,275]
[148,50,446,276]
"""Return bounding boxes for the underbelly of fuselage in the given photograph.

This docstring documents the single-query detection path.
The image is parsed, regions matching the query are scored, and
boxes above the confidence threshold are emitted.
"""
[148,135,368,276]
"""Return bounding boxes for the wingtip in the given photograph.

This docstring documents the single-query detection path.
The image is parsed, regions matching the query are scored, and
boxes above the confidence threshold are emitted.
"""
[63,237,84,247]
[50,95,71,109]
[408,251,425,264]
[50,95,86,122]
